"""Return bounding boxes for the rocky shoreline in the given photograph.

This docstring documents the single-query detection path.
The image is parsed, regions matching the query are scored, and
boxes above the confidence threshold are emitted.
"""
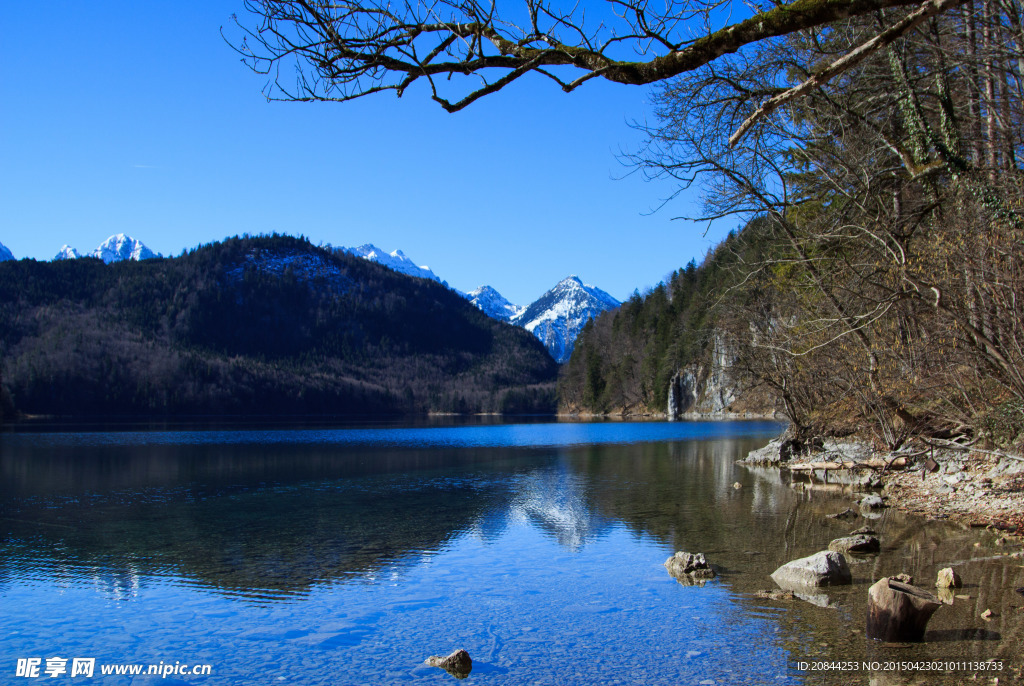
[743,436,1024,539]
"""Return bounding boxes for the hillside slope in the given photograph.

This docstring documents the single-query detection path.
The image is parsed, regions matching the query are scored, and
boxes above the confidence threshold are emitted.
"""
[0,235,557,417]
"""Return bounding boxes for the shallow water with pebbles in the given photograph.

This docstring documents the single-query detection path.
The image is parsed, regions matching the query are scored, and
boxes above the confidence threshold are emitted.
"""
[0,420,1021,685]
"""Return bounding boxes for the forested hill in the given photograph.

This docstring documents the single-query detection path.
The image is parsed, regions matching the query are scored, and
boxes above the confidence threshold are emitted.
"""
[558,225,766,417]
[0,235,558,418]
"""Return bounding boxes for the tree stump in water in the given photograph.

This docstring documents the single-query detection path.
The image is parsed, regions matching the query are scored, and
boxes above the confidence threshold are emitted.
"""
[866,578,942,641]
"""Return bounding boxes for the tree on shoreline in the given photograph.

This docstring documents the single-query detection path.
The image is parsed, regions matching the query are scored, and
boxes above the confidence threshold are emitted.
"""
[561,0,1024,446]
[230,0,1024,446]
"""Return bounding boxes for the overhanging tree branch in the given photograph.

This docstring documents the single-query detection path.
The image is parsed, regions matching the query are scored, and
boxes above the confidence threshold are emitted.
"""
[228,0,952,111]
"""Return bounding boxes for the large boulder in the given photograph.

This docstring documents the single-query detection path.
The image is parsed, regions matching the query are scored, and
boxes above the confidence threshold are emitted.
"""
[743,437,786,465]
[770,551,852,588]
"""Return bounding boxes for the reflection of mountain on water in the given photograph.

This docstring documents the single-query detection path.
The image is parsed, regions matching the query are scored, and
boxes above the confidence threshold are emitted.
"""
[0,443,556,601]
[506,467,611,550]
[0,434,785,603]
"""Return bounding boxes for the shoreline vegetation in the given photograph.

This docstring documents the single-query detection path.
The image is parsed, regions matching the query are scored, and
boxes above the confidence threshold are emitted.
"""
[551,0,1024,552]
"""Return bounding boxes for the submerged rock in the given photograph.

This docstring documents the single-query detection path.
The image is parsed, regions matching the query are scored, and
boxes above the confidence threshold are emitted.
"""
[770,551,852,588]
[665,551,717,585]
[828,534,881,554]
[827,508,860,520]
[754,589,797,601]
[426,649,472,679]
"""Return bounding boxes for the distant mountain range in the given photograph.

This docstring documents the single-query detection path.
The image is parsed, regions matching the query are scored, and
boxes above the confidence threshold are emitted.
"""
[53,233,161,263]
[2,234,619,363]
[350,245,620,362]
[339,244,444,284]
[0,235,557,418]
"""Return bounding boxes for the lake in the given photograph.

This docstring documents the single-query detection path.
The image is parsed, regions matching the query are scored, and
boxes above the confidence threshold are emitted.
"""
[1,420,1021,685]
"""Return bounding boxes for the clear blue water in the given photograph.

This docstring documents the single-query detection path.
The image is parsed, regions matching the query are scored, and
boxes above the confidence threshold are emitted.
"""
[1,420,1020,685]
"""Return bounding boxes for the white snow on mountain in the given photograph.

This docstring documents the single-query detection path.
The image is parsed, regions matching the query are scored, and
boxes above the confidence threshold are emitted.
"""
[0,242,14,262]
[53,245,82,261]
[342,244,444,284]
[467,285,525,322]
[91,234,160,263]
[511,276,620,363]
[340,243,619,363]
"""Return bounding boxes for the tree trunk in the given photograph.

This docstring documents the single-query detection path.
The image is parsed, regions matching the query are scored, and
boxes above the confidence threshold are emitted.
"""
[867,578,943,641]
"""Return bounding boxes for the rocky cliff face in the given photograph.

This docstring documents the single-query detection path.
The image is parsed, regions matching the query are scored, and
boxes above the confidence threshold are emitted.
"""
[666,334,774,418]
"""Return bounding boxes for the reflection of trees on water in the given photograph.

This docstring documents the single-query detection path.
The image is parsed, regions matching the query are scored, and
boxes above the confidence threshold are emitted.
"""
[0,436,807,601]
[0,443,548,601]
[4,429,1020,672]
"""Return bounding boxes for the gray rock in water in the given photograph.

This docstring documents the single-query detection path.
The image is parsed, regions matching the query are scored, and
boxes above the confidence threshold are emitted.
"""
[860,494,885,509]
[827,508,860,520]
[426,649,472,679]
[828,534,881,554]
[890,573,914,585]
[665,551,717,584]
[935,567,962,589]
[743,438,786,465]
[850,526,877,536]
[770,551,852,588]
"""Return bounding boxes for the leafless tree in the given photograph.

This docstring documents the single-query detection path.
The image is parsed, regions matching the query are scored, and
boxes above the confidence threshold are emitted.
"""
[227,0,966,114]
[626,1,1024,443]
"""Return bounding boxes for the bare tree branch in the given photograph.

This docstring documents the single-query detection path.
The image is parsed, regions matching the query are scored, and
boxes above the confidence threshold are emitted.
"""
[728,0,971,146]
[227,0,952,111]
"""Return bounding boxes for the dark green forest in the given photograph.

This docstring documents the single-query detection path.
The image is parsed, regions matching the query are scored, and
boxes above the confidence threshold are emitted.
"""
[560,222,777,417]
[561,1,1024,451]
[0,235,557,418]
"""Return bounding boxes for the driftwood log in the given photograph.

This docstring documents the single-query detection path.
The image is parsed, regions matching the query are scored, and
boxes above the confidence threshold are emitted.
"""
[866,578,942,641]
[789,457,907,471]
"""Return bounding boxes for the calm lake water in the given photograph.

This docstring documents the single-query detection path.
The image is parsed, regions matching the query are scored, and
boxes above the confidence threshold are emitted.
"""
[1,420,1021,685]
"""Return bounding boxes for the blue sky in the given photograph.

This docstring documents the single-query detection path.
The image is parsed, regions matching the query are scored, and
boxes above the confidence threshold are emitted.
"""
[1,2,732,305]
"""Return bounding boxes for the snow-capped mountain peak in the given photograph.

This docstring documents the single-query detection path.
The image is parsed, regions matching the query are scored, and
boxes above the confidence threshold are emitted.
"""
[342,244,443,284]
[91,234,160,263]
[53,245,82,261]
[338,241,618,363]
[467,285,525,322]
[511,276,620,363]
[0,241,14,262]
